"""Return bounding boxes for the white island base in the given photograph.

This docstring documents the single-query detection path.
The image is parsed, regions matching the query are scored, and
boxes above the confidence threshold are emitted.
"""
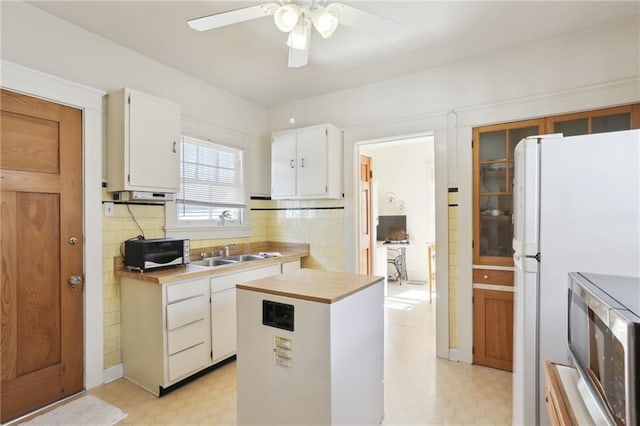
[236,269,385,425]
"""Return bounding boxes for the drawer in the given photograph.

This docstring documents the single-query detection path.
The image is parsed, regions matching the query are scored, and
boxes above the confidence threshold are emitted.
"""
[168,342,209,382]
[282,260,301,273]
[167,318,207,355]
[166,294,207,330]
[210,264,281,293]
[473,269,514,286]
[166,278,208,303]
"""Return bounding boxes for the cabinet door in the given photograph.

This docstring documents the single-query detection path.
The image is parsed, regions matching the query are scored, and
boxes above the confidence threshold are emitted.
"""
[271,132,297,198]
[211,288,236,363]
[296,126,328,196]
[128,90,181,192]
[473,288,514,371]
[473,120,542,266]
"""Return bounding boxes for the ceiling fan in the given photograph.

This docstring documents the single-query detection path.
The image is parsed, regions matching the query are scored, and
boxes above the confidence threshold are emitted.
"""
[187,0,406,68]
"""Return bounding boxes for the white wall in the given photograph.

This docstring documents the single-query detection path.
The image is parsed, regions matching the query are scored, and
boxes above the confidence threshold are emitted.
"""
[267,16,640,362]
[0,1,271,196]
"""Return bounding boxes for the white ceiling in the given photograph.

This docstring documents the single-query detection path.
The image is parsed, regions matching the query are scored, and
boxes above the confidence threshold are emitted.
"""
[29,1,639,107]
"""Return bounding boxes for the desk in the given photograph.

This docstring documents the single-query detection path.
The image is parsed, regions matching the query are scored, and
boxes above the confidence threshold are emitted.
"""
[382,242,412,284]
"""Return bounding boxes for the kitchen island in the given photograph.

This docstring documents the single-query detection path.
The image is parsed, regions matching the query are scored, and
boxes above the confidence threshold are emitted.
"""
[236,269,385,425]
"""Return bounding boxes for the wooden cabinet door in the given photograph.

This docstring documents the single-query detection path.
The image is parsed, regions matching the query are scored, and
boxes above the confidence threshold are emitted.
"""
[473,288,514,371]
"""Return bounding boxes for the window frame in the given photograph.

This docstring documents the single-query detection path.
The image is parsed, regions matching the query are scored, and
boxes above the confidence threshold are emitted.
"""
[165,134,251,240]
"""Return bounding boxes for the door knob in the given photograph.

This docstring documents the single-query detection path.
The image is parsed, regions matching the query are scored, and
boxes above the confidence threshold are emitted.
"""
[69,275,83,291]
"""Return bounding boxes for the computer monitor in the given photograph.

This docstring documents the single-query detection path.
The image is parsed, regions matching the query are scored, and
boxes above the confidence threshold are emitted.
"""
[377,215,407,241]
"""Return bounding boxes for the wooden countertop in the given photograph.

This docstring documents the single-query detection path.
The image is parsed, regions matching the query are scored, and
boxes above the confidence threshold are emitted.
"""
[116,242,309,284]
[236,269,384,304]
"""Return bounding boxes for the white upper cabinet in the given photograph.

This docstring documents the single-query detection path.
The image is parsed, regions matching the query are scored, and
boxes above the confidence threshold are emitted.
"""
[107,88,181,193]
[271,123,343,199]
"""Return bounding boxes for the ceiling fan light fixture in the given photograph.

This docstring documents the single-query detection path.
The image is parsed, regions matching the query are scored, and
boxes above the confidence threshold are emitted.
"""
[274,4,301,32]
[311,6,339,38]
[286,19,311,50]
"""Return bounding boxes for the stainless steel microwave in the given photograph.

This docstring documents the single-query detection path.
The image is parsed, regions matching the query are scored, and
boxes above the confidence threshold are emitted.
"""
[124,237,190,271]
[568,272,640,426]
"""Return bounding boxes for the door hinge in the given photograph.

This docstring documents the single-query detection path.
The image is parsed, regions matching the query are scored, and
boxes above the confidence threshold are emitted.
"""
[127,174,130,183]
[369,170,373,179]
[472,346,475,355]
[472,240,474,249]
[471,139,474,148]
[210,350,213,359]
[127,94,131,105]
[325,186,328,192]
[326,129,328,137]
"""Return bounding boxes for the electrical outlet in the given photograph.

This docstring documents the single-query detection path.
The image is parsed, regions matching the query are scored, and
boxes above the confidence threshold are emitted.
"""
[104,202,115,217]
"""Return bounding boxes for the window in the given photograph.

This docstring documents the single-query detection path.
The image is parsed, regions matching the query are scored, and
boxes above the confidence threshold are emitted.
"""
[165,135,250,239]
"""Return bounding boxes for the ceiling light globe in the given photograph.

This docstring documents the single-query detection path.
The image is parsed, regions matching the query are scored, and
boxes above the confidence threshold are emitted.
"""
[311,6,338,38]
[274,4,301,32]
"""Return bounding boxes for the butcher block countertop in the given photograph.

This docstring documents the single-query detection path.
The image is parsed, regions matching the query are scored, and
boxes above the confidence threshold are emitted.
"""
[115,241,309,284]
[236,269,384,304]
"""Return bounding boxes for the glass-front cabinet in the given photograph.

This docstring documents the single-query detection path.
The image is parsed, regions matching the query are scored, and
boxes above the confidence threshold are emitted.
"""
[473,120,543,266]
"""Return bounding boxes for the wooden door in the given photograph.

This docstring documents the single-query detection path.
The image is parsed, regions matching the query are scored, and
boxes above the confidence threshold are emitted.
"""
[359,155,372,274]
[473,288,514,371]
[1,89,84,422]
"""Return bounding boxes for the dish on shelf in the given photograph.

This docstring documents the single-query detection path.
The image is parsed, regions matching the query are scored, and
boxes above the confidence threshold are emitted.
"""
[481,209,505,216]
[486,163,507,171]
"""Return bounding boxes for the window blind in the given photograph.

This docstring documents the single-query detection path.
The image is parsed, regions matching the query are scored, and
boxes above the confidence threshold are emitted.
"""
[177,136,245,209]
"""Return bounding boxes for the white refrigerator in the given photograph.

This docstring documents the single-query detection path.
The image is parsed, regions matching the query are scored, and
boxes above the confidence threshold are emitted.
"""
[511,129,640,425]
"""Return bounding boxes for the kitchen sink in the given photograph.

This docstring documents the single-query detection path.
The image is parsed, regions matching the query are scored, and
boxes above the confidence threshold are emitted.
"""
[221,254,265,262]
[191,258,238,267]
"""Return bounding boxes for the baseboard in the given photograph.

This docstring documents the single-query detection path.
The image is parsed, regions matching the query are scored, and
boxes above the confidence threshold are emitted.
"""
[103,363,123,384]
[448,348,472,364]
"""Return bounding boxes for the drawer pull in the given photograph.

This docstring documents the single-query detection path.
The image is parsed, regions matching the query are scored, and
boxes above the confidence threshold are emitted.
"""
[483,274,489,279]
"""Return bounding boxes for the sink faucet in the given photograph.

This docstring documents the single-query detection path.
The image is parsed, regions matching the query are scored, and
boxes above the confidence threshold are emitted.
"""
[213,242,236,257]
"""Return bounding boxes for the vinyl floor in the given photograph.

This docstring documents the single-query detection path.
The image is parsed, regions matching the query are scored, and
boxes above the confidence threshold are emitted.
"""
[19,282,512,425]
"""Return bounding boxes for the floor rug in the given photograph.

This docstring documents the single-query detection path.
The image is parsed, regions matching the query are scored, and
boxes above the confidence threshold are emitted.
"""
[21,395,127,426]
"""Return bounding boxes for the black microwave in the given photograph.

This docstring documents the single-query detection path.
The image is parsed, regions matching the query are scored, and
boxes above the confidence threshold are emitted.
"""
[124,237,190,271]
[568,272,640,426]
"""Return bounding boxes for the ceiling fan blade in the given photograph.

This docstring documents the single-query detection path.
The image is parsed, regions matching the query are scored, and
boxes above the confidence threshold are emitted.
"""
[288,45,309,68]
[188,3,278,31]
[328,3,407,42]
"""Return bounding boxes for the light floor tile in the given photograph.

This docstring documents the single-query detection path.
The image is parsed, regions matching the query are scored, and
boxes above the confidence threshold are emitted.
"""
[18,282,511,425]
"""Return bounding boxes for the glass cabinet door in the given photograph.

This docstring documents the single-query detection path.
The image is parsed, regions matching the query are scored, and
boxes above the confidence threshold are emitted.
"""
[474,120,543,266]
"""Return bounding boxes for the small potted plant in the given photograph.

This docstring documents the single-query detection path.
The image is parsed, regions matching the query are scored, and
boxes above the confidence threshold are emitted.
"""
[219,210,232,226]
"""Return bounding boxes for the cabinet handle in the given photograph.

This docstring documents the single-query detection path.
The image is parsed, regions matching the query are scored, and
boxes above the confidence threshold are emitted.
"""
[483,275,488,279]
[300,158,305,168]
[290,159,295,168]
[173,141,177,153]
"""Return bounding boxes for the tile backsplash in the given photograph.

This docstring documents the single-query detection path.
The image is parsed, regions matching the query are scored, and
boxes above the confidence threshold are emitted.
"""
[101,193,345,368]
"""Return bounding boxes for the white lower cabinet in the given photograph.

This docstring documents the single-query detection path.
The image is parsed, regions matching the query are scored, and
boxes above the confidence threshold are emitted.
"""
[121,276,210,396]
[121,262,292,395]
[281,259,301,273]
[210,264,281,363]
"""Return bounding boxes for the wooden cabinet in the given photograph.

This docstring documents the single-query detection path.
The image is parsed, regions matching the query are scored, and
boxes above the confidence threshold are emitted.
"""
[473,118,543,266]
[473,286,514,371]
[271,124,343,199]
[471,103,639,372]
[120,277,210,395]
[107,88,181,193]
[209,264,281,363]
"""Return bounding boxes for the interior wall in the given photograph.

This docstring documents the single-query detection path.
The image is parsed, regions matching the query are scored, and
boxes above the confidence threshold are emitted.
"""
[267,16,640,362]
[0,1,271,196]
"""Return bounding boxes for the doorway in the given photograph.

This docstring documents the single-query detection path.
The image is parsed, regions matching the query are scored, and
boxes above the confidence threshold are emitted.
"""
[358,135,436,292]
[1,89,84,422]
